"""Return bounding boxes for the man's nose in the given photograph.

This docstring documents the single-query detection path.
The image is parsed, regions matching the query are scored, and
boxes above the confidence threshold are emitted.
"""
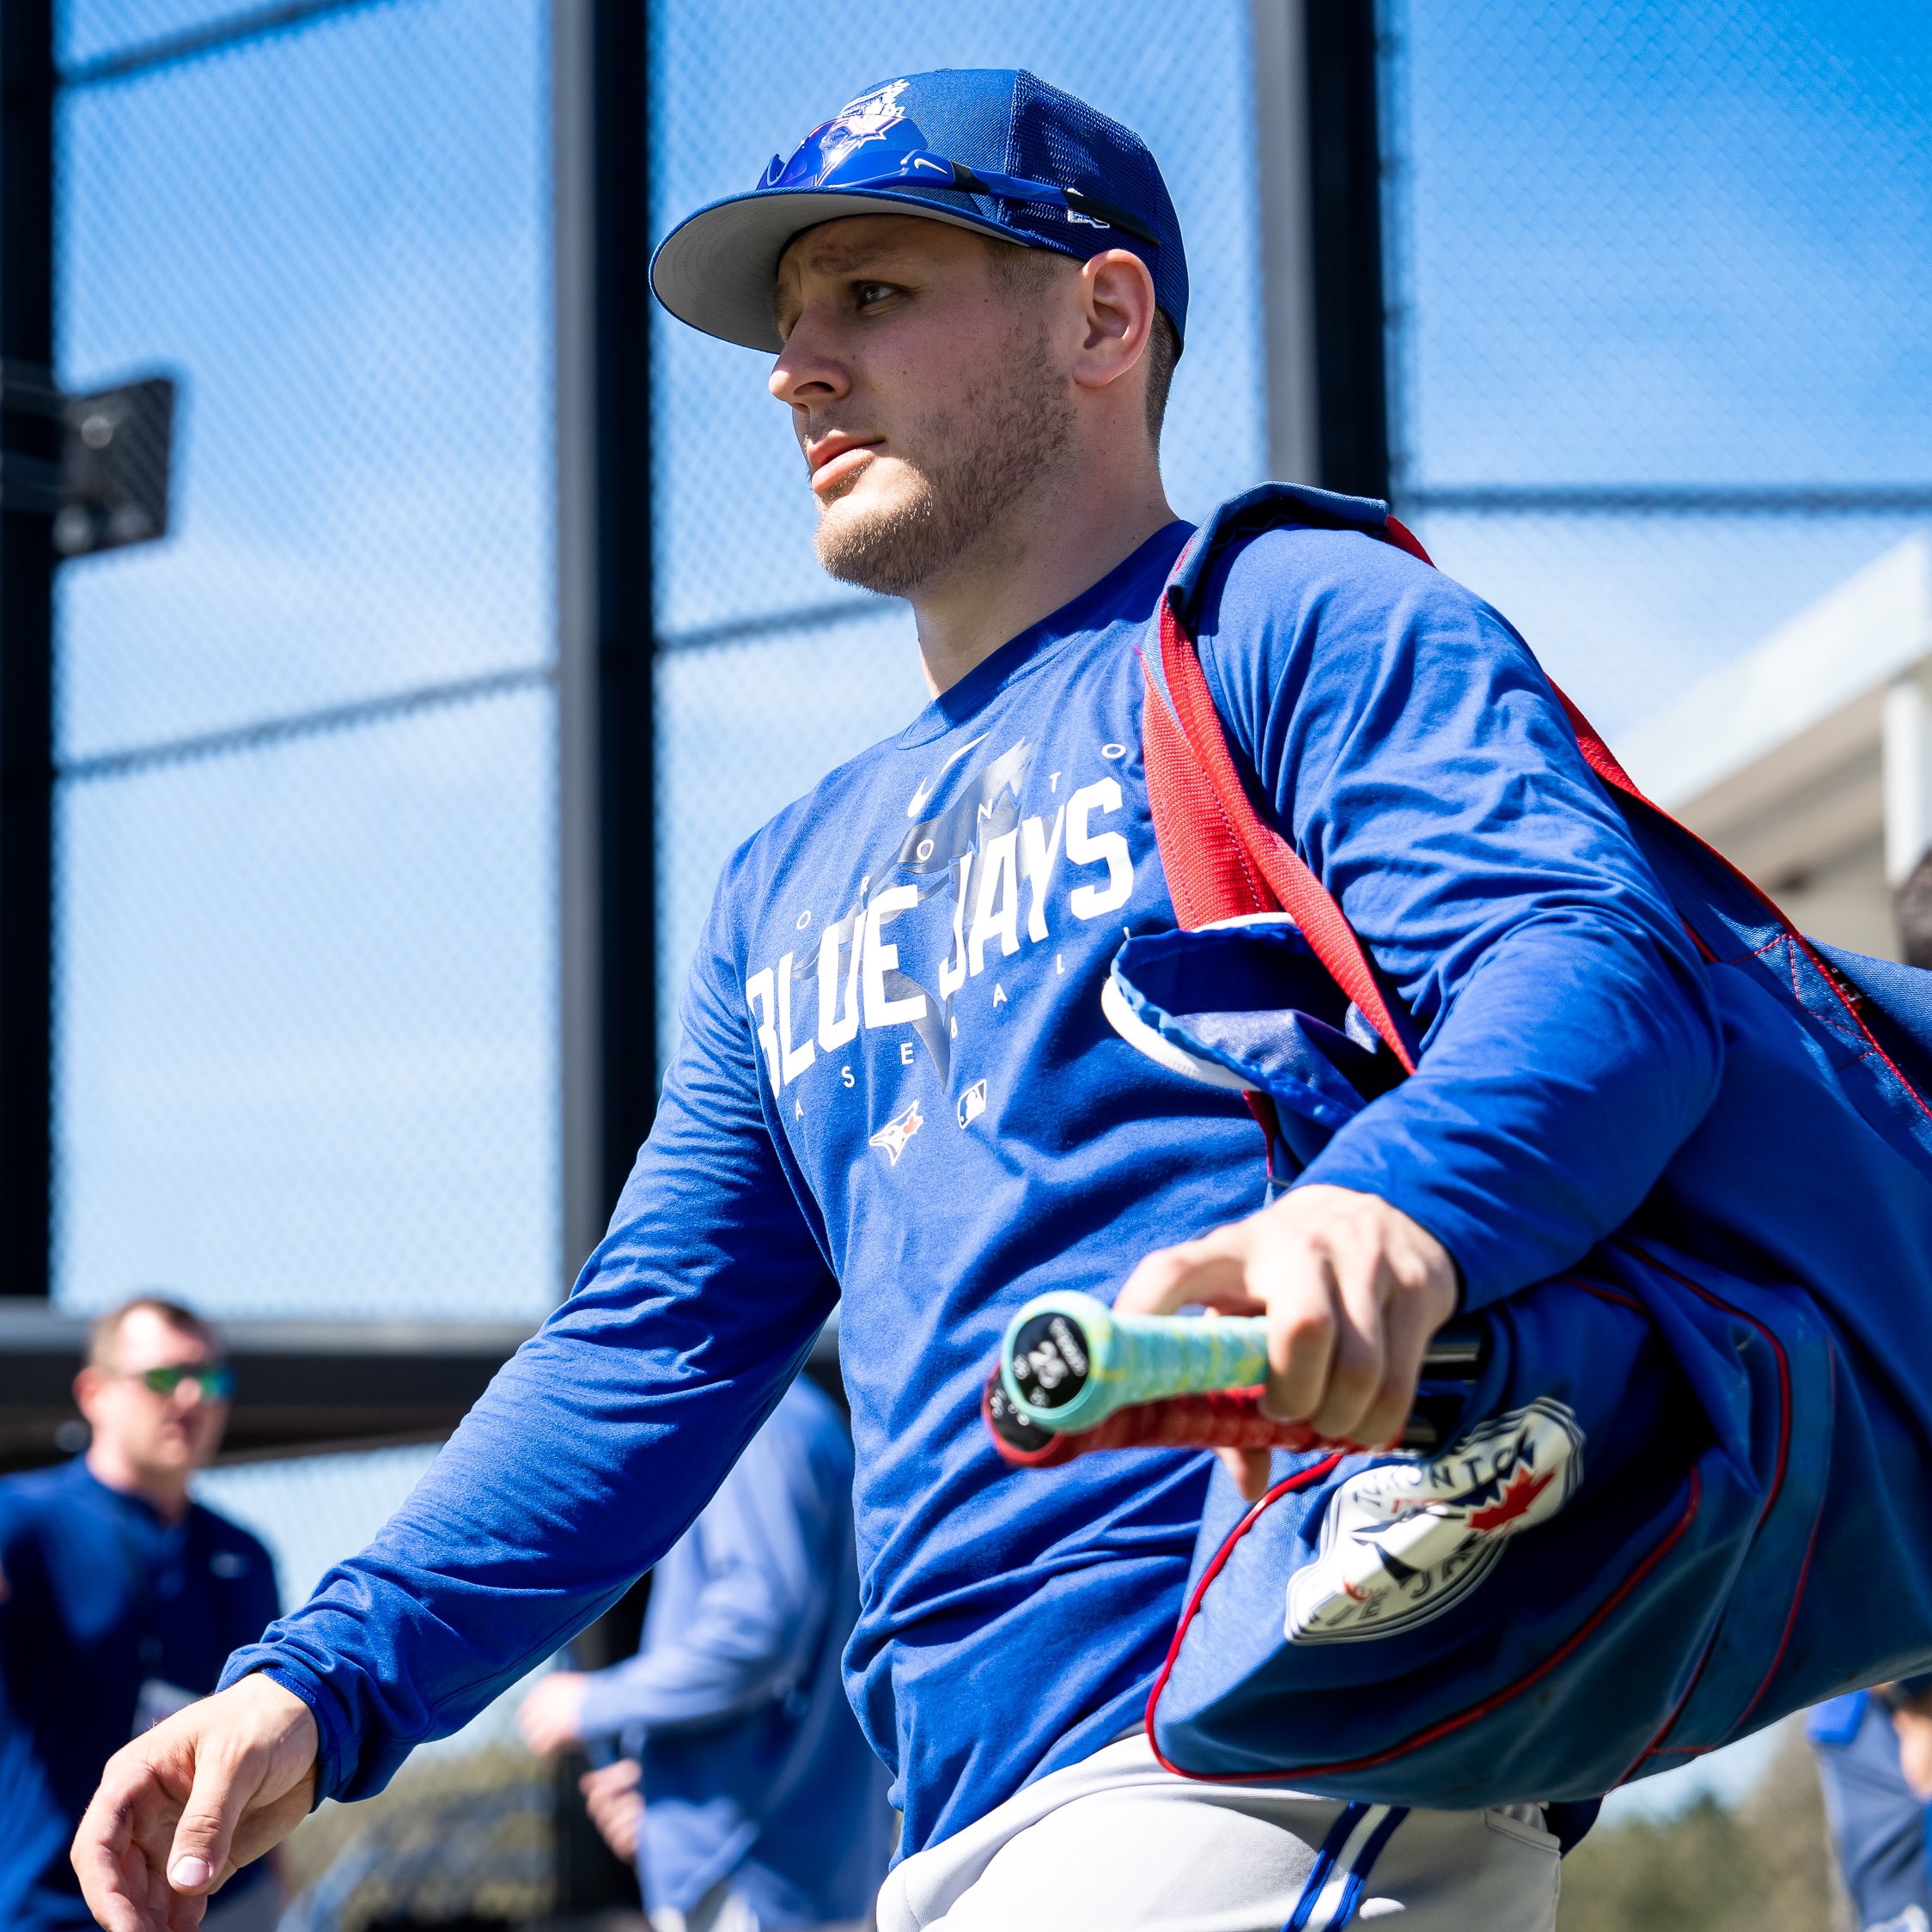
[769,310,850,411]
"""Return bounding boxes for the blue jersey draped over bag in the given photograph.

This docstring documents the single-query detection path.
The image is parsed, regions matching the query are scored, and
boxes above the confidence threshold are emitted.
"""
[1131,486,1932,1806]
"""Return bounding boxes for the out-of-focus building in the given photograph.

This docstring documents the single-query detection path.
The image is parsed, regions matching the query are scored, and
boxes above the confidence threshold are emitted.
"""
[1623,537,1932,965]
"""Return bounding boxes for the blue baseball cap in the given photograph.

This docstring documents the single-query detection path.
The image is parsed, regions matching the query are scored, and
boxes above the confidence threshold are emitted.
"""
[650,69,1187,356]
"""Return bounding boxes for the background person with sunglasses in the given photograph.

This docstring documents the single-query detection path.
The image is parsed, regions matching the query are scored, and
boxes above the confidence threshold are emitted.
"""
[0,1296,280,1932]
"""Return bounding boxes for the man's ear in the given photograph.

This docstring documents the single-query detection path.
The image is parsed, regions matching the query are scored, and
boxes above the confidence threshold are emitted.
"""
[1070,248,1158,397]
[73,1366,105,1423]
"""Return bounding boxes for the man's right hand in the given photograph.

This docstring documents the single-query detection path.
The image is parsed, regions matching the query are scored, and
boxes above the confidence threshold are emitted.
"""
[72,1672,320,1932]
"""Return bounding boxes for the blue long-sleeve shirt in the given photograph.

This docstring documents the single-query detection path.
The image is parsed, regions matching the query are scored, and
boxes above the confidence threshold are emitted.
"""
[571,1378,892,1923]
[224,518,1721,1856]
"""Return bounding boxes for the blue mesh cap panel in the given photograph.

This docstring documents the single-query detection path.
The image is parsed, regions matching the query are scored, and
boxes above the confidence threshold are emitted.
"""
[1009,69,1189,338]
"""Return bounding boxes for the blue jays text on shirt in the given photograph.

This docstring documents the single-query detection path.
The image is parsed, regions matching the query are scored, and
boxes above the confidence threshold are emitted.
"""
[744,737,1137,1152]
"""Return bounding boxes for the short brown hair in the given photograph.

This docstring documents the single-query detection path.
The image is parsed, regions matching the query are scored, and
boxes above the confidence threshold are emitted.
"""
[987,241,1178,442]
[1143,310,1179,443]
[88,1295,220,1370]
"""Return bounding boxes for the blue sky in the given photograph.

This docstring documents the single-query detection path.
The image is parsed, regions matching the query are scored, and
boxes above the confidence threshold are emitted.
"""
[1387,0,1932,738]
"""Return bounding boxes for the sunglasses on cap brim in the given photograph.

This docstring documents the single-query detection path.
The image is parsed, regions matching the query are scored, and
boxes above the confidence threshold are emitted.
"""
[759,143,1161,250]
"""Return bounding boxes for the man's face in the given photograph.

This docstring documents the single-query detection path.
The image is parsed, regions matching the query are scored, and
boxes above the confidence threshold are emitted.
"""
[78,1307,229,1482]
[770,215,1076,597]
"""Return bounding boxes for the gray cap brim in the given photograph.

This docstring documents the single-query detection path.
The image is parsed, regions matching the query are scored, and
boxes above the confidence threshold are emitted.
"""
[650,186,1032,353]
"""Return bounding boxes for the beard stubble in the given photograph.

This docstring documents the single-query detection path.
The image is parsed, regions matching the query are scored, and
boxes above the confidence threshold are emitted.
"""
[812,322,1076,599]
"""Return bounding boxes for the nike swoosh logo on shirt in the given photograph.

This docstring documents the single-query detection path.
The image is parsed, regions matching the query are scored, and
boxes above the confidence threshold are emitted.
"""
[907,733,990,818]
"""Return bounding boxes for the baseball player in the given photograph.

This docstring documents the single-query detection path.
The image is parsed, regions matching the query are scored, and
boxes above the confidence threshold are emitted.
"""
[75,70,1728,1930]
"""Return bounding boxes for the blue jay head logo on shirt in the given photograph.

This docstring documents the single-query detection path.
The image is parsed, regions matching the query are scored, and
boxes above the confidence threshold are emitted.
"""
[868,1097,923,1166]
[761,80,929,192]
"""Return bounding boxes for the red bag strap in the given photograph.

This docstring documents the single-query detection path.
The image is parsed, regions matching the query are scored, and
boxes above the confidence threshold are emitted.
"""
[1143,595,1419,1075]
[1143,506,1932,1118]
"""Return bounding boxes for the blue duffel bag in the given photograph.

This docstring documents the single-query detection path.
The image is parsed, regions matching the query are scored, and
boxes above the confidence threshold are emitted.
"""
[1116,485,1932,1811]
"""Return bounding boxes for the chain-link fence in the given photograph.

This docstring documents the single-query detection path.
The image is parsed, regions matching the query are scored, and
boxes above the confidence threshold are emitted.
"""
[67,0,1929,1326]
[1381,0,1932,743]
[28,1,1932,1915]
[53,0,558,1326]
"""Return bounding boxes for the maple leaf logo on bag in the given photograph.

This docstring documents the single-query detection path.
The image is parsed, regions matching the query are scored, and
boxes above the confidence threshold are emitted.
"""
[1285,1399,1583,1644]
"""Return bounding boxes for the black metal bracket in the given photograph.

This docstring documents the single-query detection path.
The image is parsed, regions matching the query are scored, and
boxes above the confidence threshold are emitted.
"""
[0,359,178,555]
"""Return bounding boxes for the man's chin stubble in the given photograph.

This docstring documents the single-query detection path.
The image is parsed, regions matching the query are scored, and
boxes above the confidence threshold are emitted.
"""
[814,484,956,600]
[810,344,1076,600]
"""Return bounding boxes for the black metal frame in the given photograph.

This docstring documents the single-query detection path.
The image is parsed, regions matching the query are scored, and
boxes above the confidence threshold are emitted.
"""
[1303,0,1393,502]
[590,0,658,1224]
[0,0,56,1304]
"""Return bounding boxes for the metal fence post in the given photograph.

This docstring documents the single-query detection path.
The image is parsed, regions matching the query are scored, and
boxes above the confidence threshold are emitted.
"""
[1304,0,1391,502]
[554,2,655,1910]
[0,0,57,1301]
[558,0,657,1291]
[1250,0,1320,486]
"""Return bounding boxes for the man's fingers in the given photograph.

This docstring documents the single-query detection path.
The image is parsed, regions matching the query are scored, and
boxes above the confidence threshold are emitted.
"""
[74,1750,187,1932]
[1246,1235,1336,1423]
[1216,1445,1272,1503]
[1304,1235,1388,1442]
[71,1779,141,1917]
[1115,1233,1264,1319]
[76,1679,319,1932]
[1357,1270,1443,1448]
[73,1827,151,1932]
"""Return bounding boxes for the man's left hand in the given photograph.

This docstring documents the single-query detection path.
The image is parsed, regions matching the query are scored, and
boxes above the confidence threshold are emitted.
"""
[517,1672,589,1758]
[1116,1183,1457,1501]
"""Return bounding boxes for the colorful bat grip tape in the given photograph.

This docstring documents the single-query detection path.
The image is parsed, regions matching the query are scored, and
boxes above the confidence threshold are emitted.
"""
[998,1289,1271,1435]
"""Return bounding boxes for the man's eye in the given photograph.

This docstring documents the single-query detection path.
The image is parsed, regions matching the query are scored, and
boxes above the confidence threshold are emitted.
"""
[854,282,898,309]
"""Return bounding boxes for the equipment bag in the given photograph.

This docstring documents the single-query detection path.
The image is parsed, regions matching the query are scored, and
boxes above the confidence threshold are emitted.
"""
[1123,484,1932,1808]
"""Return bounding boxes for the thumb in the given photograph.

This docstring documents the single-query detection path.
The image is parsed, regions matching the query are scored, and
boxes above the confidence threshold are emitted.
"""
[166,1746,255,1895]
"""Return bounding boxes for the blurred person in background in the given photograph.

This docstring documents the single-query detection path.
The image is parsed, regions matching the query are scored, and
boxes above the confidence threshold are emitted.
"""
[519,1374,893,1932]
[1810,1682,1932,1932]
[0,1297,279,1932]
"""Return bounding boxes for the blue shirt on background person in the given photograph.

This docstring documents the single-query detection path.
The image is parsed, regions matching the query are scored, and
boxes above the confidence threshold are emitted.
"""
[0,1298,279,1932]
[520,1374,893,1930]
[1811,1689,1932,1932]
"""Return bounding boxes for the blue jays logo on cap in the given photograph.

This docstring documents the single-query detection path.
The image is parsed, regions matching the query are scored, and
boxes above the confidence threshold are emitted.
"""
[650,69,1188,357]
[769,79,924,189]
